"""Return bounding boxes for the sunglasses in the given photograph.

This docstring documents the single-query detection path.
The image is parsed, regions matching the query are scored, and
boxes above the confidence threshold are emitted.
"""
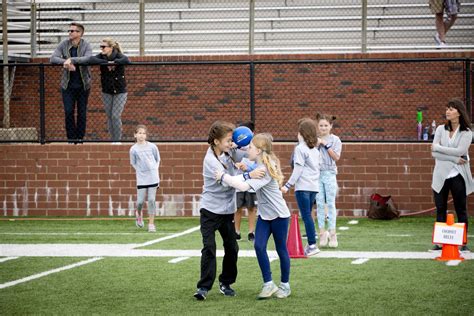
[100,45,110,49]
[68,30,81,33]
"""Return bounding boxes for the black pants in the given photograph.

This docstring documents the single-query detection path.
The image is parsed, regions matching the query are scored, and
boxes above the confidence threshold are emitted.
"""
[62,87,90,141]
[433,174,469,241]
[197,208,238,290]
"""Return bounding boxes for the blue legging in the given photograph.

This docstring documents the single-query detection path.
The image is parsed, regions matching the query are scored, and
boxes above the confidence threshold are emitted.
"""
[254,216,290,283]
[295,191,317,245]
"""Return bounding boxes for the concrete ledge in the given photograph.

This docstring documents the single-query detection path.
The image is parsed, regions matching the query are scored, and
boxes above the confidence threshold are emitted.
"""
[0,128,38,141]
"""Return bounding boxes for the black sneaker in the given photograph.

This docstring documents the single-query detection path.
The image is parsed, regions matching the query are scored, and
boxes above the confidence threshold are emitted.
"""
[460,245,471,252]
[429,244,442,252]
[248,232,255,242]
[193,288,208,300]
[219,283,236,297]
[235,232,241,240]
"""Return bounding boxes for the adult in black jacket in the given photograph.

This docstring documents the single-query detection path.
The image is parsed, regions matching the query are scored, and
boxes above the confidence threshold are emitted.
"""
[66,38,131,142]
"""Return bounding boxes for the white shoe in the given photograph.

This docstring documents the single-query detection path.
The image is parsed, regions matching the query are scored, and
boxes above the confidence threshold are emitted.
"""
[274,283,291,299]
[433,33,441,45]
[319,230,329,247]
[257,282,278,299]
[148,224,156,232]
[328,231,338,248]
[304,244,321,256]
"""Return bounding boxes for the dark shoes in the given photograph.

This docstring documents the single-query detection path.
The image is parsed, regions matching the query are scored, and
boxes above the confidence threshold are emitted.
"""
[235,232,241,240]
[193,288,208,300]
[248,232,255,242]
[430,244,443,251]
[460,245,471,252]
[219,282,236,297]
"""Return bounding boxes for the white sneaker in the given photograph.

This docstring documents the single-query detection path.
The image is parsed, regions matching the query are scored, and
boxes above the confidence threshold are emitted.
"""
[328,232,338,248]
[304,244,320,256]
[148,224,156,232]
[433,33,441,45]
[319,230,329,247]
[257,282,278,299]
[274,283,291,299]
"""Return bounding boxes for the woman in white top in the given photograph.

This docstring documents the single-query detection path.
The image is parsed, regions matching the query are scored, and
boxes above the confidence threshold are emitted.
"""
[431,98,473,252]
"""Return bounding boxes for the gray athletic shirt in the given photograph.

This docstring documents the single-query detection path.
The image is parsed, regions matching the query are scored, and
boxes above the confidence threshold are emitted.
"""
[319,134,342,173]
[247,164,290,221]
[200,147,245,215]
[129,141,160,186]
[287,141,320,192]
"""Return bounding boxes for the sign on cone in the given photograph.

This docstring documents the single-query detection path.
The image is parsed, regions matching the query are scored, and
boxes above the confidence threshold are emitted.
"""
[287,213,307,258]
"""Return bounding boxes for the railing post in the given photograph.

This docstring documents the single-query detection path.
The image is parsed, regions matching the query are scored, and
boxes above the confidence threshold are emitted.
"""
[139,0,145,56]
[30,0,37,58]
[39,64,46,144]
[361,0,368,53]
[249,0,255,54]
[250,62,255,123]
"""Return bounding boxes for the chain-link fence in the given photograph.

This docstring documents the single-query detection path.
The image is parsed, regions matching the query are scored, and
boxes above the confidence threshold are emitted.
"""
[3,0,474,59]
[1,58,472,143]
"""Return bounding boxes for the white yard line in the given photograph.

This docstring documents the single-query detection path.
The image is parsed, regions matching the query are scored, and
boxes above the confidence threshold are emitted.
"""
[338,227,349,231]
[0,257,103,290]
[348,220,359,225]
[351,258,370,265]
[168,257,191,264]
[387,234,413,237]
[0,257,19,263]
[138,225,201,248]
[0,245,472,260]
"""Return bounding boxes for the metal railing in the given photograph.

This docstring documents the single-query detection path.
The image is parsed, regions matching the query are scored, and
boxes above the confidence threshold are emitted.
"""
[1,57,472,143]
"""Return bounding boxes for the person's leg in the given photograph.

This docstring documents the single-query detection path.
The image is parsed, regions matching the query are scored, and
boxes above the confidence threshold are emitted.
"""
[254,216,272,283]
[248,206,257,234]
[434,179,450,223]
[234,192,245,238]
[450,175,468,237]
[234,208,243,235]
[435,13,446,42]
[218,213,239,286]
[102,93,114,140]
[146,186,157,228]
[315,176,327,230]
[135,188,146,227]
[271,217,290,283]
[444,14,457,35]
[197,209,220,290]
[295,191,317,246]
[76,88,90,140]
[62,88,76,141]
[111,92,127,141]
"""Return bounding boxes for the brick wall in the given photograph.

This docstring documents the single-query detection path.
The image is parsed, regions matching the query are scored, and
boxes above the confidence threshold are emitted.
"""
[1,142,473,217]
[1,51,472,141]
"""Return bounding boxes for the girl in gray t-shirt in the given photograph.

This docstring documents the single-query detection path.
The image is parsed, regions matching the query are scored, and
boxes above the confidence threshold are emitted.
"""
[129,125,160,233]
[315,114,342,248]
[216,133,291,300]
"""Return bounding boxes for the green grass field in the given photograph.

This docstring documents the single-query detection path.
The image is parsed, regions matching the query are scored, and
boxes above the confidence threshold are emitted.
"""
[0,216,473,315]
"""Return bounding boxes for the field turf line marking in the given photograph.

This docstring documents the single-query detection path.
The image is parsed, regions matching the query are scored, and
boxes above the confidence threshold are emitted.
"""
[0,232,170,236]
[137,225,201,248]
[0,257,103,290]
[168,257,191,263]
[446,260,462,266]
[351,258,370,265]
[348,220,359,225]
[0,257,19,263]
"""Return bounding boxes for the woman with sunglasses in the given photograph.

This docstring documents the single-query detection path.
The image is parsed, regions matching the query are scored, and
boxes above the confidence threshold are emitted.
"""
[65,38,131,143]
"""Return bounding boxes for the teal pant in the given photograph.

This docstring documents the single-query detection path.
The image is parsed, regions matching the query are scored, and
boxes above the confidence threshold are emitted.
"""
[316,170,338,230]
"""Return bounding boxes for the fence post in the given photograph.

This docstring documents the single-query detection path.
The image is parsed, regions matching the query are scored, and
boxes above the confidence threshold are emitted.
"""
[249,0,255,54]
[30,0,37,58]
[466,59,472,120]
[139,0,145,56]
[3,0,10,129]
[250,62,255,123]
[361,0,368,53]
[39,64,46,144]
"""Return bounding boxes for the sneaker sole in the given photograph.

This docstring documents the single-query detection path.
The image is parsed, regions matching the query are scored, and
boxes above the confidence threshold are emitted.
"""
[219,290,236,297]
[194,293,206,300]
[257,287,279,300]
[306,250,321,256]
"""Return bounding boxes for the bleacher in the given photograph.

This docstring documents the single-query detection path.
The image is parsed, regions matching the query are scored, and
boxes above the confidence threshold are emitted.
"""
[2,0,474,59]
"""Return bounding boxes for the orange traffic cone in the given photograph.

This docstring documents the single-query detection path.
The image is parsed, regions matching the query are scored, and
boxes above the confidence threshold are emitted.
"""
[436,214,464,261]
[287,213,307,258]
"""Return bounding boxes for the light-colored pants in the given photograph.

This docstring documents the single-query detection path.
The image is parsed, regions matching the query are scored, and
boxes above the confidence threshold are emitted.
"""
[137,186,157,216]
[102,92,127,141]
[316,170,338,230]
